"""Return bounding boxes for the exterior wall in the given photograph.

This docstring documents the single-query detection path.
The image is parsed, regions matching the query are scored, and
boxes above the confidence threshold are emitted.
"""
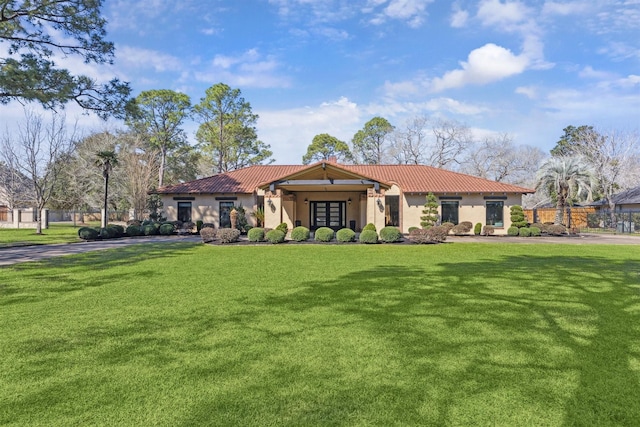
[264,192,282,229]
[161,194,257,228]
[402,193,524,235]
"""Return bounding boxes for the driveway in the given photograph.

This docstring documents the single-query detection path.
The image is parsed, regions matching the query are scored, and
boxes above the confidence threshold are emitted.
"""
[0,235,201,267]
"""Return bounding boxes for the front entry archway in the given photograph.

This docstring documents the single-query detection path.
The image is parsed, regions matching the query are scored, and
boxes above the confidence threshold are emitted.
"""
[310,201,346,231]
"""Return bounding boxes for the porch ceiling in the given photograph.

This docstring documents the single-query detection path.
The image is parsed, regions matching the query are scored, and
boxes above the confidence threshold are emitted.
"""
[278,184,372,192]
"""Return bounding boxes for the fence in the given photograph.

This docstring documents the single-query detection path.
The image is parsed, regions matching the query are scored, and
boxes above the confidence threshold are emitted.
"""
[0,206,7,222]
[524,207,640,234]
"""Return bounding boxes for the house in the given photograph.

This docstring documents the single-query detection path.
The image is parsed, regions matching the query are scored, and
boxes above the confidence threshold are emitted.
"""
[155,160,534,235]
[594,186,640,211]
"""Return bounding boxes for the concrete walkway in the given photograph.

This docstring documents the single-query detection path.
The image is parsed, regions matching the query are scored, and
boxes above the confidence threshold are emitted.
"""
[0,235,201,267]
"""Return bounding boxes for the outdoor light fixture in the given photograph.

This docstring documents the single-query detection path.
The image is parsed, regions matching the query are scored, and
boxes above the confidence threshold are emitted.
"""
[304,198,308,204]
[268,199,273,207]
[347,198,351,205]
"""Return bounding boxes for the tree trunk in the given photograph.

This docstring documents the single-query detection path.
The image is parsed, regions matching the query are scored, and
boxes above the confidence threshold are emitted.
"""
[158,147,166,188]
[36,209,42,234]
[102,175,109,228]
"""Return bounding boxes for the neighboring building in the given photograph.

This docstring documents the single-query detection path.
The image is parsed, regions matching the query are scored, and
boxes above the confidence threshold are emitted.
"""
[592,186,640,211]
[155,160,534,235]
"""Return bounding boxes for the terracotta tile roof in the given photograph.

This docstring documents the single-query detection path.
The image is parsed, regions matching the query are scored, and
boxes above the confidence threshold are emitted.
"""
[157,163,534,194]
[156,165,306,194]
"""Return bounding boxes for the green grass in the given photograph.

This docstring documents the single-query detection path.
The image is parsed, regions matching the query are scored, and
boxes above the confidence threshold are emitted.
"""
[1,243,639,426]
[0,223,86,246]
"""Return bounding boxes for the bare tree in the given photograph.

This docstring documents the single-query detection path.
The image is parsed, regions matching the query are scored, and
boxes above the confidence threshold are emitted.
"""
[429,118,473,169]
[390,116,429,164]
[117,134,160,220]
[0,110,74,233]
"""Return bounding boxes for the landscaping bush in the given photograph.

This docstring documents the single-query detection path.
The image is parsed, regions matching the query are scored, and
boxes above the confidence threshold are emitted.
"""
[531,223,549,234]
[474,223,482,235]
[507,226,520,236]
[291,226,310,242]
[530,226,541,237]
[265,229,286,244]
[200,227,216,243]
[107,224,125,237]
[126,225,143,236]
[201,223,215,230]
[172,220,183,230]
[510,205,528,228]
[451,221,473,235]
[441,222,455,233]
[248,227,265,242]
[519,227,532,237]
[196,220,203,232]
[409,226,448,244]
[483,225,495,236]
[143,224,159,236]
[359,229,378,244]
[408,226,419,234]
[126,219,141,226]
[314,227,334,242]
[363,223,376,232]
[98,227,116,239]
[78,226,99,240]
[182,222,195,233]
[379,226,403,243]
[217,228,240,243]
[547,224,567,236]
[336,228,356,243]
[159,223,175,235]
[276,222,288,235]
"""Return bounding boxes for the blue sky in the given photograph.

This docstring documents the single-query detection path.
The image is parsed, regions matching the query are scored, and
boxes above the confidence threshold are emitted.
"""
[2,0,639,165]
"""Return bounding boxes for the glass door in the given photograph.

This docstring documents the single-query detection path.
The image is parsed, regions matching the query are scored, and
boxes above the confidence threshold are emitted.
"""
[311,201,345,230]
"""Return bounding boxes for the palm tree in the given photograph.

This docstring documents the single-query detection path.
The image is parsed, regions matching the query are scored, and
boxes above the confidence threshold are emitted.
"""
[536,156,594,225]
[95,150,118,228]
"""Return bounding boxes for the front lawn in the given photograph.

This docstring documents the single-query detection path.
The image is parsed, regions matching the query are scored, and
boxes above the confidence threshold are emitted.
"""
[1,243,639,426]
[0,223,85,246]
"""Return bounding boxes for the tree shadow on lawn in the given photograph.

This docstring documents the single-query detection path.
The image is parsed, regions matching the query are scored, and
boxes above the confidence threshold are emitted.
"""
[0,242,199,307]
[180,254,640,426]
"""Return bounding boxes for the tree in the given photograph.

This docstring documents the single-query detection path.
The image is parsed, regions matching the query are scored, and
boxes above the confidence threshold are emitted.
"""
[420,193,439,228]
[428,118,473,169]
[550,125,600,157]
[95,150,118,228]
[302,133,352,164]
[535,157,594,225]
[117,133,159,221]
[0,0,131,117]
[0,110,73,233]
[126,90,191,187]
[351,117,394,164]
[192,83,273,174]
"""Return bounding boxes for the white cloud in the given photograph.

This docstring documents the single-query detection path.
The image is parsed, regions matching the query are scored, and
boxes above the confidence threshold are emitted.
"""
[579,66,617,80]
[116,46,183,73]
[430,43,530,92]
[515,86,537,99]
[477,0,530,27]
[542,1,590,16]
[450,8,469,28]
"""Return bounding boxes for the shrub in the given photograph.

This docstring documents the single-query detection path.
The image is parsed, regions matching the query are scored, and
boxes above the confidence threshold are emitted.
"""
[107,224,125,237]
[201,223,215,230]
[359,229,378,244]
[172,220,183,229]
[314,227,334,242]
[248,227,265,242]
[363,223,376,232]
[196,220,204,232]
[182,221,195,233]
[519,227,532,237]
[474,222,482,235]
[451,221,473,235]
[265,229,286,244]
[126,225,143,236]
[530,226,541,237]
[143,224,159,236]
[547,224,567,236]
[200,227,216,243]
[159,223,175,235]
[420,193,439,228]
[141,219,153,227]
[408,226,419,234]
[98,227,116,239]
[409,226,448,244]
[217,228,240,243]
[531,223,549,234]
[507,226,520,236]
[276,222,288,235]
[336,228,356,243]
[126,219,141,226]
[510,205,528,228]
[291,226,310,242]
[379,226,403,243]
[78,226,99,240]
[441,222,455,233]
[482,225,495,236]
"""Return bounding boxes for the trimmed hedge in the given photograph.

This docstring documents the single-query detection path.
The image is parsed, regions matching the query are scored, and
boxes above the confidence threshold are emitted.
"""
[265,229,286,244]
[379,226,403,243]
[363,223,376,232]
[451,221,473,235]
[441,222,455,233]
[275,222,288,235]
[78,227,99,240]
[159,223,175,235]
[359,229,378,244]
[519,227,532,237]
[483,225,495,236]
[143,224,159,236]
[408,226,419,234]
[530,226,541,237]
[200,227,217,243]
[291,226,310,242]
[474,223,482,235]
[248,227,265,242]
[314,227,334,242]
[507,226,520,236]
[126,225,143,236]
[336,228,356,243]
[548,224,567,236]
[408,226,448,244]
[107,224,125,237]
[217,228,241,243]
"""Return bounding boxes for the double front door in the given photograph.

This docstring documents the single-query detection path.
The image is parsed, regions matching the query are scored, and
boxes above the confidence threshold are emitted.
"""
[311,201,346,230]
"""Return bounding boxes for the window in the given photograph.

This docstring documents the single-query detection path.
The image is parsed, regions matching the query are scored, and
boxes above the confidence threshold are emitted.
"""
[177,202,192,222]
[486,201,504,227]
[219,201,234,228]
[385,196,399,226]
[441,201,459,225]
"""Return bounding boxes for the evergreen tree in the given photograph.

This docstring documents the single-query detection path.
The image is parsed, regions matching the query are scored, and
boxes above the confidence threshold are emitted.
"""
[420,193,439,228]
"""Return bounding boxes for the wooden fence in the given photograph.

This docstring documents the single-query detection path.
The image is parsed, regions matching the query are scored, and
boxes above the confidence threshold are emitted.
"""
[523,207,596,228]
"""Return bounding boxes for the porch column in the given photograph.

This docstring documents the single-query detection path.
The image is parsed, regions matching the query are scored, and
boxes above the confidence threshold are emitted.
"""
[366,190,386,231]
[264,192,282,229]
